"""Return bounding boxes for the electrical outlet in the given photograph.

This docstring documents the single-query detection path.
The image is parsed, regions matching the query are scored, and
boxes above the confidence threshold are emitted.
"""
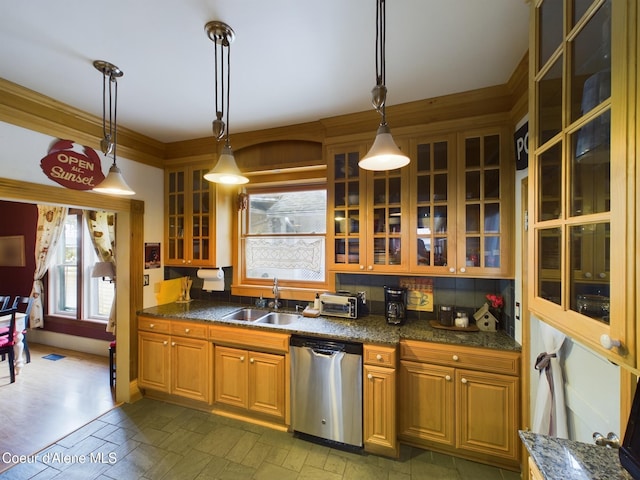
[143,274,149,286]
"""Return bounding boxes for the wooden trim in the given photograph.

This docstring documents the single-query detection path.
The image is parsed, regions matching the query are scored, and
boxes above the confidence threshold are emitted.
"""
[0,78,165,168]
[41,315,113,341]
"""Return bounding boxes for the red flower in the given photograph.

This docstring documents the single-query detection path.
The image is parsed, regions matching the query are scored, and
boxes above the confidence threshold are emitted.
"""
[486,294,504,309]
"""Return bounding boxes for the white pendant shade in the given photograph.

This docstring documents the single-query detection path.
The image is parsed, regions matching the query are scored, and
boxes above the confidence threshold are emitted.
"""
[359,124,410,171]
[93,164,135,195]
[204,144,249,185]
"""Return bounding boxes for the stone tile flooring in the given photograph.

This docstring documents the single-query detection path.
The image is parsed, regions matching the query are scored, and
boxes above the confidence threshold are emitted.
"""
[0,398,521,479]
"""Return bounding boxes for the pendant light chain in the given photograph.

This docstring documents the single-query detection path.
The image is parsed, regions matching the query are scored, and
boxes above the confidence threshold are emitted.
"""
[112,76,118,164]
[225,34,231,146]
[376,0,387,125]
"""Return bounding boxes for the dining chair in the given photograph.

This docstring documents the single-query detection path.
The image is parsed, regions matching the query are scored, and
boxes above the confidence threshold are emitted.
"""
[0,306,18,383]
[0,296,10,310]
[12,296,34,363]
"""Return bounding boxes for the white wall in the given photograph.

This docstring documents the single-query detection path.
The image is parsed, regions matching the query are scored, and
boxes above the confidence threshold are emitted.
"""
[0,120,164,352]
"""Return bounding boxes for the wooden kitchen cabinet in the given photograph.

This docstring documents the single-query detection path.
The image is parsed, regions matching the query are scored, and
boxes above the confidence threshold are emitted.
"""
[210,324,289,425]
[529,0,636,367]
[409,128,513,277]
[326,126,513,278]
[327,143,410,273]
[399,340,521,470]
[138,317,211,403]
[363,344,399,458]
[164,164,232,267]
[214,345,286,420]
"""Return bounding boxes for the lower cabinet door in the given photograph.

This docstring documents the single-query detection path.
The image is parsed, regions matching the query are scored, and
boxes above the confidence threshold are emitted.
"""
[171,336,210,402]
[456,368,519,462]
[138,331,171,393]
[364,364,398,457]
[399,360,455,446]
[215,346,248,408]
[248,351,285,419]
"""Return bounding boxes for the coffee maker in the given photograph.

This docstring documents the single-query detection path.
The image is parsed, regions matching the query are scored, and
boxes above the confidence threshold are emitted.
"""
[384,286,407,325]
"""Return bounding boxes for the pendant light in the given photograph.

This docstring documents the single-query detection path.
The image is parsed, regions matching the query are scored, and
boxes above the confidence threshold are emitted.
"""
[203,21,249,185]
[92,60,135,195]
[359,0,410,171]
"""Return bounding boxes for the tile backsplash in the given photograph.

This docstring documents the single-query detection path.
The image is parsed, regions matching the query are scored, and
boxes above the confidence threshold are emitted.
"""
[163,267,515,338]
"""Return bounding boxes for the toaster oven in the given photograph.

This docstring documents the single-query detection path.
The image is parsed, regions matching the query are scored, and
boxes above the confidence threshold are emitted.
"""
[319,292,366,319]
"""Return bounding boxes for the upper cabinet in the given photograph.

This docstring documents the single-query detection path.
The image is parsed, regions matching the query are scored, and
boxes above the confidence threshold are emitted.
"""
[529,0,637,367]
[327,143,410,273]
[409,127,513,277]
[165,164,232,267]
[327,124,514,278]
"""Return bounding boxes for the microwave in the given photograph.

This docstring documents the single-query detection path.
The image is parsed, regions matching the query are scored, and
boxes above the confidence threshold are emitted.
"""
[319,292,366,319]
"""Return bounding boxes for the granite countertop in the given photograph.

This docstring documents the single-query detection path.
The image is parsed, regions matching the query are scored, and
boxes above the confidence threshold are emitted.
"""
[520,431,633,480]
[138,300,521,352]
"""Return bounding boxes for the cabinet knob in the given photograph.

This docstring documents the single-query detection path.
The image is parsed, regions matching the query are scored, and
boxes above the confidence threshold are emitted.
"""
[461,378,468,384]
[376,354,383,361]
[171,342,176,347]
[445,375,451,381]
[600,334,621,350]
[250,358,254,364]
[359,265,365,270]
[367,373,373,380]
[163,340,168,346]
[459,267,466,273]
[240,356,245,362]
[185,328,190,333]
[452,355,459,361]
[449,267,455,273]
[367,265,373,271]
[150,324,155,328]
[599,272,607,279]
[584,272,592,279]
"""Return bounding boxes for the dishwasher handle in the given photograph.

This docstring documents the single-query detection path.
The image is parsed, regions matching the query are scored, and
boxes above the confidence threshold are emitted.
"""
[311,348,341,357]
[290,335,362,355]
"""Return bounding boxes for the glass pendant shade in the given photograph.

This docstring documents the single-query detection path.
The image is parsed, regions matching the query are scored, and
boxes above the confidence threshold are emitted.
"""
[359,124,410,171]
[203,144,249,185]
[93,163,136,195]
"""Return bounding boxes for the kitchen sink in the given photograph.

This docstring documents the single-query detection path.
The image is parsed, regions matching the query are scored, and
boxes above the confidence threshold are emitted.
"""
[222,308,268,322]
[254,312,301,325]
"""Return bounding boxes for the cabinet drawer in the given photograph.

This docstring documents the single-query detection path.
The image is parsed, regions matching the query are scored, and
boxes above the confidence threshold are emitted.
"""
[138,316,171,334]
[171,322,207,339]
[364,344,397,368]
[210,324,289,353]
[400,340,520,376]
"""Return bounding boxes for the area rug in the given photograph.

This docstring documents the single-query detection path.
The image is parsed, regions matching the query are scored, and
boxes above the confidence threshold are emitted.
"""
[42,353,66,361]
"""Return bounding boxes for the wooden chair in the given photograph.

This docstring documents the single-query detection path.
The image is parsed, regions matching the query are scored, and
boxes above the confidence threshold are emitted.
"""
[0,296,11,310]
[0,307,18,383]
[12,296,34,363]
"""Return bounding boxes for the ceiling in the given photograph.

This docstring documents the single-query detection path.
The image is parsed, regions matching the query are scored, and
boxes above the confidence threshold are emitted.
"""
[0,1,530,144]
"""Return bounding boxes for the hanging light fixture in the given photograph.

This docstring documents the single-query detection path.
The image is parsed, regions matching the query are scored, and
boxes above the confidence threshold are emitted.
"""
[359,0,410,171]
[203,21,249,185]
[92,60,135,195]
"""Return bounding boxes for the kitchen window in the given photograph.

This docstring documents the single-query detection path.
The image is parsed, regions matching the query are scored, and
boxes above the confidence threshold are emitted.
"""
[240,186,327,291]
[48,210,114,322]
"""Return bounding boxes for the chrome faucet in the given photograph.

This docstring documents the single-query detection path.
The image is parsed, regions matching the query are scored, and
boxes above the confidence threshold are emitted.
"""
[271,277,280,310]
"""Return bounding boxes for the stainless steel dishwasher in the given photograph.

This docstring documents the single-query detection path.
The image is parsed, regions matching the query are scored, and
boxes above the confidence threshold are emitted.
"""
[290,335,363,449]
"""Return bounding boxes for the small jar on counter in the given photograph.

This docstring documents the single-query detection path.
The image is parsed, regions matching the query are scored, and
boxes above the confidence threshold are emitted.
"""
[438,305,454,326]
[455,311,469,328]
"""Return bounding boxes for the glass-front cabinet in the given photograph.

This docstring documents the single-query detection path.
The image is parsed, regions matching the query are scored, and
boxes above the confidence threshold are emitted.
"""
[165,164,232,267]
[328,144,409,273]
[530,0,635,366]
[328,126,513,278]
[409,127,513,277]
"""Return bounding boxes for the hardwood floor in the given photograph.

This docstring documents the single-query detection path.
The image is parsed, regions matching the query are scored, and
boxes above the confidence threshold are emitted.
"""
[0,343,117,473]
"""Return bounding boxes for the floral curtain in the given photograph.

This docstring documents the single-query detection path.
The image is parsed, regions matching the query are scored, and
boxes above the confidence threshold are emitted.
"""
[84,210,116,333]
[31,205,67,329]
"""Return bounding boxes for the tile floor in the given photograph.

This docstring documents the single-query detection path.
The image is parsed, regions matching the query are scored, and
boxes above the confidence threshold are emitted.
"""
[0,397,521,480]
